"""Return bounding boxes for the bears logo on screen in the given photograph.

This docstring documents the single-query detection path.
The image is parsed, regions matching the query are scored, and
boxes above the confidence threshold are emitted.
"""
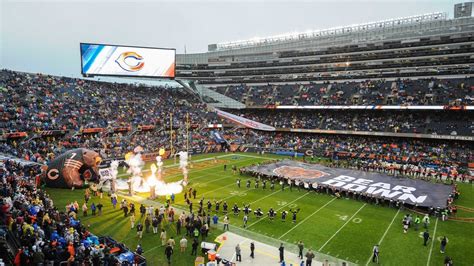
[115,51,145,72]
[273,166,328,180]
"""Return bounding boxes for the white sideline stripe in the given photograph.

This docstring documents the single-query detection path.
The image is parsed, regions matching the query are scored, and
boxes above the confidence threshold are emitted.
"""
[247,192,310,229]
[365,208,400,266]
[318,203,367,252]
[426,218,439,266]
[278,197,337,240]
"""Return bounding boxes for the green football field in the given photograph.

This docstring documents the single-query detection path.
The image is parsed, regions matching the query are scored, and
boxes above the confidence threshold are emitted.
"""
[46,152,474,266]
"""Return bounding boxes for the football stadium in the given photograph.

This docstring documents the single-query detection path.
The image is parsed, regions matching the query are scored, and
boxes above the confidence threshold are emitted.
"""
[1,1,474,265]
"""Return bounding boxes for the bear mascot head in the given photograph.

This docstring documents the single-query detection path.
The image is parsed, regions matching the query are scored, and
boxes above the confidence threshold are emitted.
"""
[45,148,102,188]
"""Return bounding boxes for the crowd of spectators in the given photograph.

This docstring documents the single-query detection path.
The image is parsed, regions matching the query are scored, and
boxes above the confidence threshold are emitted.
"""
[0,70,218,162]
[231,110,473,136]
[0,70,208,132]
[210,78,473,106]
[0,69,471,180]
[0,160,145,265]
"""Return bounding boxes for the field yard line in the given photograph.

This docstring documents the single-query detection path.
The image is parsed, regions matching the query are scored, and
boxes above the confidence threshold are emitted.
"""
[247,192,310,229]
[318,203,367,252]
[143,245,160,255]
[191,173,235,186]
[235,153,274,159]
[193,182,237,198]
[426,218,439,266]
[278,197,337,240]
[364,208,401,266]
[248,188,283,205]
[218,187,258,202]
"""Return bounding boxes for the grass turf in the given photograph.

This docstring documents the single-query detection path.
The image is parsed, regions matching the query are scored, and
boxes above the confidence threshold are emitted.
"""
[46,152,474,266]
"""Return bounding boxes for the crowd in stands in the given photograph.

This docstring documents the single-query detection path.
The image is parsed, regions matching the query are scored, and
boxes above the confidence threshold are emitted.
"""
[0,70,471,179]
[210,78,473,106]
[0,70,207,132]
[0,70,216,162]
[0,160,146,265]
[232,110,474,136]
[0,158,228,265]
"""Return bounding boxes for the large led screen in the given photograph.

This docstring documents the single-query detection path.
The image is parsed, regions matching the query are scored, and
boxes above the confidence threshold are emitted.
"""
[80,43,175,78]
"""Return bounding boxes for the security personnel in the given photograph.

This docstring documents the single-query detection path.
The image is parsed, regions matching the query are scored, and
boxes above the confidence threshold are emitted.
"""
[423,230,430,246]
[279,243,285,263]
[414,215,421,231]
[250,242,255,258]
[372,244,379,263]
[297,241,304,259]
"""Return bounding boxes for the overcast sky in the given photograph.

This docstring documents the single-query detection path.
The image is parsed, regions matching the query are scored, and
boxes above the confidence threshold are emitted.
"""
[0,0,462,78]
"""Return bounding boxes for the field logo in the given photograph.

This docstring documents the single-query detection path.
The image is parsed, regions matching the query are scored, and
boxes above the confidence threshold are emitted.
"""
[273,166,328,180]
[116,51,145,72]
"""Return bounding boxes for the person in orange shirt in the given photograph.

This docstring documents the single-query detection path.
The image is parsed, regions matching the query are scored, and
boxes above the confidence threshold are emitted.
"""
[14,248,22,266]
[67,242,75,265]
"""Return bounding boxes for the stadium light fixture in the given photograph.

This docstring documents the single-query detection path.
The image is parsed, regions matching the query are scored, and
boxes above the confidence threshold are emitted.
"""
[215,12,447,51]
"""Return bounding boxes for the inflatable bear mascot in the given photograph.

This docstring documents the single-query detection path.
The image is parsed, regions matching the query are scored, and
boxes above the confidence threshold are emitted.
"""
[45,148,102,188]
